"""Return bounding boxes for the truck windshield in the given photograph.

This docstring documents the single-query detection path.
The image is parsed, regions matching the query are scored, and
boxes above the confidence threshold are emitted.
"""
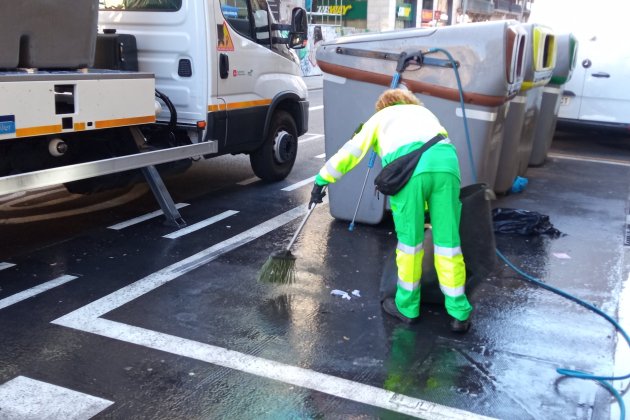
[99,0,182,11]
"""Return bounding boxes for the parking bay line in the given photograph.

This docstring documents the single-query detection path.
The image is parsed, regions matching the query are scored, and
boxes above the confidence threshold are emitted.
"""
[52,204,492,420]
[548,153,630,167]
[0,275,78,310]
[0,262,16,271]
[0,376,113,420]
[299,133,324,144]
[282,176,315,192]
[163,210,239,239]
[108,203,190,230]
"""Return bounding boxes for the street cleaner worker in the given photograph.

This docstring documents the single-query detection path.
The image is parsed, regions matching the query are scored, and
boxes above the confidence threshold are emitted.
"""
[309,88,473,332]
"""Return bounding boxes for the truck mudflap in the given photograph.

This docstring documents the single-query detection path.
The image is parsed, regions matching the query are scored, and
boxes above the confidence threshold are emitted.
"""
[297,99,309,136]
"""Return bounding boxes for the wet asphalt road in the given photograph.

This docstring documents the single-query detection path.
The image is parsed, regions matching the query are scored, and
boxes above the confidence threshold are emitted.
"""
[1,83,630,419]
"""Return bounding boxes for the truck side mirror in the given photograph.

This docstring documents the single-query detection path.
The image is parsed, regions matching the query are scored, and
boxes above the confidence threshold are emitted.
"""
[288,7,308,49]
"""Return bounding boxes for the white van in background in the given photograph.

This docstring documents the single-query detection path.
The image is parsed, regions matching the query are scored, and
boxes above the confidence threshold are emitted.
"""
[529,0,630,133]
[557,30,630,133]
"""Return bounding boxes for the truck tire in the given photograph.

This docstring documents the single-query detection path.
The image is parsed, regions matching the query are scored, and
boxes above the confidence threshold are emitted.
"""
[250,110,298,182]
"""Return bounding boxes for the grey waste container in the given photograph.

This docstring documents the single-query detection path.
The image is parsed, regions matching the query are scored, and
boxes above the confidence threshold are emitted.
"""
[529,33,578,166]
[0,0,98,69]
[494,23,557,194]
[316,20,527,224]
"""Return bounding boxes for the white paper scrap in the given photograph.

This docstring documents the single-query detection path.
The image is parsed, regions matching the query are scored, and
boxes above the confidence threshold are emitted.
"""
[331,289,351,300]
[553,253,571,259]
[351,290,361,297]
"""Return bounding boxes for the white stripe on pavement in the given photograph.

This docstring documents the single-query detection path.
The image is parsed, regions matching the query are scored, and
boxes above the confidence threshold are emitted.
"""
[0,275,78,310]
[0,262,16,271]
[309,105,324,111]
[108,203,190,230]
[58,317,493,420]
[0,376,113,420]
[299,134,324,144]
[237,177,260,186]
[163,210,239,239]
[548,153,630,168]
[315,153,326,159]
[281,176,316,192]
[53,202,493,420]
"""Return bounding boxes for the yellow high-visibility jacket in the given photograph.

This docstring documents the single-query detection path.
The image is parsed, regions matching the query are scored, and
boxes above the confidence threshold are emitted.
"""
[315,104,460,186]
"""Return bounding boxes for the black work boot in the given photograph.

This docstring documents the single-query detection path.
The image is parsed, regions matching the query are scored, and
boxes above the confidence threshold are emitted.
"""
[450,316,471,333]
[382,297,418,324]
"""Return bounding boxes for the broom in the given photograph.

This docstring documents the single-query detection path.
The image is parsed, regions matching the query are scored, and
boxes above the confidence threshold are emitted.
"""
[258,199,321,284]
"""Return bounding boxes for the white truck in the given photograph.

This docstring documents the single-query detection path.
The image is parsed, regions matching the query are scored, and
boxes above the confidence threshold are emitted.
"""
[0,0,309,226]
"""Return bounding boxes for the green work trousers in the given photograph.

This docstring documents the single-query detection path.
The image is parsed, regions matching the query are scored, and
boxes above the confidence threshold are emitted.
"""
[388,172,473,321]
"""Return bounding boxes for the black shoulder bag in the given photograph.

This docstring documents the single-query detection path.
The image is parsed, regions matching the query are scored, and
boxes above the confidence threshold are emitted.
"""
[374,133,445,196]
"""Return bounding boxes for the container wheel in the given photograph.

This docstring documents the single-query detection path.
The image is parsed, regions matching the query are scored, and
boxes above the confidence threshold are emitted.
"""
[250,110,298,182]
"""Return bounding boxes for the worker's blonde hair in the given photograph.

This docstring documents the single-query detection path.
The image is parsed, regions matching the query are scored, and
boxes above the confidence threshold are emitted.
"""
[375,88,422,112]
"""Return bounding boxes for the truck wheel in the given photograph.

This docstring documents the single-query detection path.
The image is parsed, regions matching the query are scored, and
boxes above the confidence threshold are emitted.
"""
[250,110,298,182]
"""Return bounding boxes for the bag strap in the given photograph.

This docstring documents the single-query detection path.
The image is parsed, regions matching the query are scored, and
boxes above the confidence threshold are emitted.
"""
[416,133,446,157]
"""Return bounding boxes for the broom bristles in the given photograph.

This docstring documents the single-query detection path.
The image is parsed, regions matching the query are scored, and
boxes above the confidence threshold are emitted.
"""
[257,250,297,284]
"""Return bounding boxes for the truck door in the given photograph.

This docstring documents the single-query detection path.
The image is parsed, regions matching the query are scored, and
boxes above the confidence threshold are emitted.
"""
[211,0,297,153]
[98,0,209,128]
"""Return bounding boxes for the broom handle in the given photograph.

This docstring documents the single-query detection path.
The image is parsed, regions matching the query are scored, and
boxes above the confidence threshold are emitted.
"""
[286,204,317,251]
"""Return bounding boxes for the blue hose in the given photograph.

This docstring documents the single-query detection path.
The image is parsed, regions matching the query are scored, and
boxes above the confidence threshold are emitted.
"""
[427,46,628,419]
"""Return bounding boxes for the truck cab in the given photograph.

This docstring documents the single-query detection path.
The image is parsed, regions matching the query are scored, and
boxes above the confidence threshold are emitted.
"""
[98,0,309,180]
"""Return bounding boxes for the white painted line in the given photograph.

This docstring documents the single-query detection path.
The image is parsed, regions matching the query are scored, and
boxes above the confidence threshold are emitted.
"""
[548,153,630,168]
[57,318,492,420]
[281,176,316,192]
[54,205,308,320]
[237,177,259,186]
[0,262,16,271]
[315,153,326,159]
[53,202,493,420]
[309,105,324,111]
[0,275,78,310]
[455,108,497,122]
[299,134,324,144]
[163,210,239,239]
[0,376,113,420]
[108,203,190,230]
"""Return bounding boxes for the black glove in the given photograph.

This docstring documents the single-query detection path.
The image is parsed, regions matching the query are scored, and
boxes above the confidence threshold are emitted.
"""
[309,184,326,209]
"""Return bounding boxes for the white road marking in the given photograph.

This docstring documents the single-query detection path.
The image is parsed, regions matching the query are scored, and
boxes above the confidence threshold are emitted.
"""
[53,203,492,420]
[0,376,113,420]
[281,176,316,192]
[299,134,324,144]
[548,153,630,167]
[0,262,16,271]
[54,205,307,320]
[0,275,78,310]
[163,210,239,239]
[57,317,491,420]
[108,203,190,230]
[309,105,324,111]
[315,153,326,159]
[237,177,259,186]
